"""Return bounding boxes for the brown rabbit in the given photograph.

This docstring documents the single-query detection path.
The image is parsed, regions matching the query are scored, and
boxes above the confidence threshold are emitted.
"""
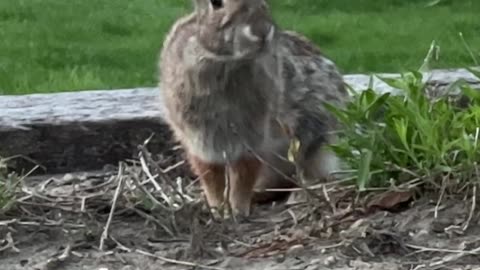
[158,0,349,218]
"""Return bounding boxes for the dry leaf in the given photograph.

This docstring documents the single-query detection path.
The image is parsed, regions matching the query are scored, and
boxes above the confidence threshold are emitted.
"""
[288,137,301,163]
[367,190,414,211]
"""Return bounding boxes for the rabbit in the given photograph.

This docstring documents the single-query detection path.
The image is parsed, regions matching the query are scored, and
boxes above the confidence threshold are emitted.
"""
[158,0,349,219]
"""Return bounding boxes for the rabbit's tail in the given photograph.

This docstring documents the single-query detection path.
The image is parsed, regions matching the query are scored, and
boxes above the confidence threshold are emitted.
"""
[293,109,340,183]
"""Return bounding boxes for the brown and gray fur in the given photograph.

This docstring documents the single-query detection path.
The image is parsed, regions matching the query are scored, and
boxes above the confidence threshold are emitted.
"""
[158,0,349,218]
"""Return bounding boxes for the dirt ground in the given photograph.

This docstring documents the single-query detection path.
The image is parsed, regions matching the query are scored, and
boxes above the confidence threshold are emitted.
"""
[1,147,480,270]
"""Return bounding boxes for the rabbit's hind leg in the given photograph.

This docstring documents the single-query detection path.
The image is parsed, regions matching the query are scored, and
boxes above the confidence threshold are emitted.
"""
[252,142,297,204]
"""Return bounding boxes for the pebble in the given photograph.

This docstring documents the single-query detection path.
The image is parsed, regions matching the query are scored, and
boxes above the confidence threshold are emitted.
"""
[62,173,75,182]
[275,254,286,263]
[287,244,305,256]
[324,255,337,266]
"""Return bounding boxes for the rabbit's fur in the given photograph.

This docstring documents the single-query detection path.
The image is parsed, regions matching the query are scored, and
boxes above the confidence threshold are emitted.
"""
[159,0,348,218]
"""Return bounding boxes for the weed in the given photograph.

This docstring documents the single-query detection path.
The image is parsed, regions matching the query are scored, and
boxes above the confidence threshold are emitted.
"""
[326,68,480,191]
[0,157,18,213]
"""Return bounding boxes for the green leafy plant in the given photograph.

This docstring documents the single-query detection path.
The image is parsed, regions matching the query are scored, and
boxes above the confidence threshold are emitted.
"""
[0,157,19,213]
[325,69,480,191]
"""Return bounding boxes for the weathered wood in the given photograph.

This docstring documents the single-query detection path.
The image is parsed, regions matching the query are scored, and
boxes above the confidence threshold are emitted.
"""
[1,68,479,174]
[343,67,480,95]
[0,88,173,174]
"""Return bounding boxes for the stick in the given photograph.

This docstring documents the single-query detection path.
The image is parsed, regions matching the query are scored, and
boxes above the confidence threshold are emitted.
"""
[99,163,125,251]
[136,249,225,270]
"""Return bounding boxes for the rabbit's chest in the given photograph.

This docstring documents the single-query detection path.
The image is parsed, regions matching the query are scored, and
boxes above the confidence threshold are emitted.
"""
[181,85,270,132]
[177,80,276,162]
[180,65,277,127]
[166,61,281,161]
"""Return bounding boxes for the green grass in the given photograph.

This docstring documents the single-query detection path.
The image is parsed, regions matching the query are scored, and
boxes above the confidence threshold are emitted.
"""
[0,0,479,95]
[326,67,480,191]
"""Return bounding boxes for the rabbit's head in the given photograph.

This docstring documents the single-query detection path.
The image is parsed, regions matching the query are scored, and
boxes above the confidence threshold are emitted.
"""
[192,0,276,60]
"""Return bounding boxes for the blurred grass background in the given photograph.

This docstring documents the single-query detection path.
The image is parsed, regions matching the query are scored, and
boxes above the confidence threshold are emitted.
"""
[0,0,479,95]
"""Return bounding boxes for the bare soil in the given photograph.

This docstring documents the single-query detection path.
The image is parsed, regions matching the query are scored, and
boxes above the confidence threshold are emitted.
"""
[1,146,480,270]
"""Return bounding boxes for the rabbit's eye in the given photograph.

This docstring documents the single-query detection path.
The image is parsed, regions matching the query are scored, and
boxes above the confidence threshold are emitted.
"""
[210,0,223,9]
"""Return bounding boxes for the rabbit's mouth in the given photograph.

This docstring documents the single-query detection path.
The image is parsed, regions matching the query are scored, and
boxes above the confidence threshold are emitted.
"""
[197,24,276,61]
[241,25,275,45]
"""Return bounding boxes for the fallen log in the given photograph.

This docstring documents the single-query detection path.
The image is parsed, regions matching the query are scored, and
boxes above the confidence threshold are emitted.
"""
[1,68,479,174]
[0,88,172,174]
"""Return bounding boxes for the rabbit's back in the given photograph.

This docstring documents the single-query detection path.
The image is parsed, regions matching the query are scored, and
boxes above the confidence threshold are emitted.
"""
[278,31,347,129]
[276,31,349,182]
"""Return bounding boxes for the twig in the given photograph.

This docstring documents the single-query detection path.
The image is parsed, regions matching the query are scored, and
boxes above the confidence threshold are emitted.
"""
[138,137,188,205]
[175,176,195,202]
[463,181,477,231]
[412,245,480,270]
[314,241,346,250]
[0,219,17,226]
[386,162,421,178]
[78,191,111,212]
[6,164,42,196]
[77,174,116,192]
[161,160,186,174]
[216,233,252,248]
[99,164,125,251]
[38,177,54,193]
[2,155,46,172]
[48,244,72,266]
[20,186,61,203]
[110,236,132,252]
[260,177,353,193]
[398,177,425,189]
[322,184,336,214]
[31,244,73,270]
[286,209,298,226]
[130,171,174,212]
[185,177,200,190]
[80,197,87,212]
[406,243,479,255]
[136,249,226,270]
[4,220,85,229]
[434,174,448,219]
[0,232,19,252]
[139,153,169,201]
[139,146,188,208]
[223,151,234,222]
[128,207,175,237]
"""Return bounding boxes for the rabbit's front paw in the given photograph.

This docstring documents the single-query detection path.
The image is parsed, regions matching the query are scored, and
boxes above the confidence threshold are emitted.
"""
[225,157,263,222]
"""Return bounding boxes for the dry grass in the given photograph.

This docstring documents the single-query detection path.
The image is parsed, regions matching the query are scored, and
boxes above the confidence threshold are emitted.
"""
[1,135,479,269]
